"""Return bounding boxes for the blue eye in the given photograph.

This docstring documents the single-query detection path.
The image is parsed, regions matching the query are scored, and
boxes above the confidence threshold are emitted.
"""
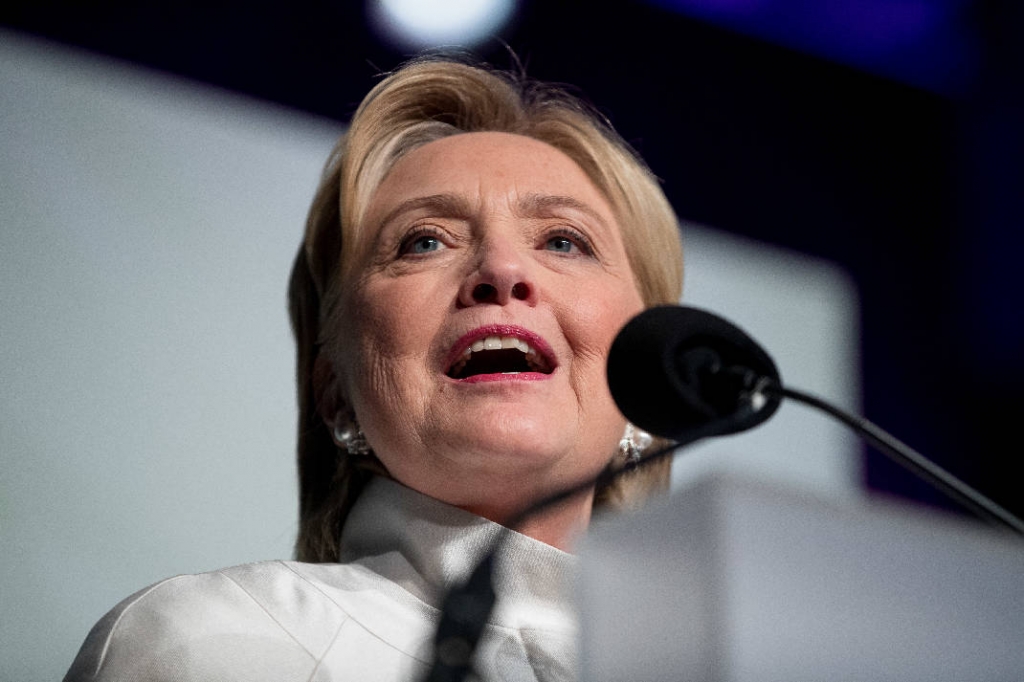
[401,232,445,255]
[544,229,594,256]
[411,236,440,253]
[546,236,575,253]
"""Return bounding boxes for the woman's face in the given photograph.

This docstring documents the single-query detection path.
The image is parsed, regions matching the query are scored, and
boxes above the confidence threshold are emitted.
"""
[330,131,644,515]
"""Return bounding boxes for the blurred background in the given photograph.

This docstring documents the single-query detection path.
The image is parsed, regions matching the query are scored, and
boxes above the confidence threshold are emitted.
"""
[2,1,1021,679]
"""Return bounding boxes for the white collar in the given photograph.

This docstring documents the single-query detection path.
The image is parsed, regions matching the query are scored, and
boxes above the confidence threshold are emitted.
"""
[338,476,578,631]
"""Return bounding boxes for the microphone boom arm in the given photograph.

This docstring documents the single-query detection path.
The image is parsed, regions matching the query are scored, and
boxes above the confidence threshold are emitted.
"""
[767,383,1024,536]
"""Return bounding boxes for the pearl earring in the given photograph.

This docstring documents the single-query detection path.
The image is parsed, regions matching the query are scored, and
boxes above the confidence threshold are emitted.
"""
[333,416,371,456]
[619,423,652,465]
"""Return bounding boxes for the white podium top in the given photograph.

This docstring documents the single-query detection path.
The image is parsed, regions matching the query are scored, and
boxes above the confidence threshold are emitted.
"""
[578,472,1024,682]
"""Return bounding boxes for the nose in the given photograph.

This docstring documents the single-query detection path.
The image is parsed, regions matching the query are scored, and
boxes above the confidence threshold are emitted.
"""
[457,235,537,307]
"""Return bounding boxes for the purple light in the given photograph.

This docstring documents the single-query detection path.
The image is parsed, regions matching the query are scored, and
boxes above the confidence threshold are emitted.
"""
[646,0,973,94]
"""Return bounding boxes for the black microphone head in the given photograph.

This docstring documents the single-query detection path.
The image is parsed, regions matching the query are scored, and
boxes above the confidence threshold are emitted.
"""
[607,305,782,442]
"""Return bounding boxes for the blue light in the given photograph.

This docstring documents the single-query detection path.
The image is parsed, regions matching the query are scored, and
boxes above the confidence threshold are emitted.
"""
[646,0,975,94]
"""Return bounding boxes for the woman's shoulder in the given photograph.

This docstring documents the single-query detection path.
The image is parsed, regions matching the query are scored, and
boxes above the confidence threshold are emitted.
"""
[64,560,360,682]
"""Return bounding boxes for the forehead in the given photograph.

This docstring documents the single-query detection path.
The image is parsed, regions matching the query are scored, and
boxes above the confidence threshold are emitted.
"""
[368,131,613,215]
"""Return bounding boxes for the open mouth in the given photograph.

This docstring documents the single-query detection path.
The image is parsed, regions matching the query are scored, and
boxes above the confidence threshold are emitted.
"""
[447,335,554,379]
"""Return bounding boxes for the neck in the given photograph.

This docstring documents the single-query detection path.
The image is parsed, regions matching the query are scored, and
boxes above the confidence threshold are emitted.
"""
[460,486,594,552]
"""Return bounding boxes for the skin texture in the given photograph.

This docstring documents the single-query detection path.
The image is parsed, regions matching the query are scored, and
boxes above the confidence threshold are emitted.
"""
[325,132,644,549]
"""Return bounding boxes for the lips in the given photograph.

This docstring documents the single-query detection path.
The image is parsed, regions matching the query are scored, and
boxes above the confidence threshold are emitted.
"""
[445,325,556,380]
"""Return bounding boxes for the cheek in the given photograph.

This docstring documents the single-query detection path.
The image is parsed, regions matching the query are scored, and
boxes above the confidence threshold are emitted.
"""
[328,289,391,403]
[334,280,438,407]
[576,287,643,354]
[580,290,643,451]
[564,286,644,400]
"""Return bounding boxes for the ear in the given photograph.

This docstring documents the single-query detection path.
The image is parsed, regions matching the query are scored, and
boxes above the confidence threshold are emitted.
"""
[313,351,346,434]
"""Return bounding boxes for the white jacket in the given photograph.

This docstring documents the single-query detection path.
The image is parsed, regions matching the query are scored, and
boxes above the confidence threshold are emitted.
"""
[64,477,578,681]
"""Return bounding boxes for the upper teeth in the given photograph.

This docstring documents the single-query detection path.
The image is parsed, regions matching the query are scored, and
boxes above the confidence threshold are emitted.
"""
[468,335,532,354]
[450,335,547,375]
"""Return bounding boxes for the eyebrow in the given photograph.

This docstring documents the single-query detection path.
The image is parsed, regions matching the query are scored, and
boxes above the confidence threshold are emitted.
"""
[375,194,474,231]
[374,192,611,232]
[515,193,611,229]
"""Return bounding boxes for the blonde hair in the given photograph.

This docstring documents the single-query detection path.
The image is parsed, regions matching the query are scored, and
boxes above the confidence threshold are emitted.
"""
[289,57,683,562]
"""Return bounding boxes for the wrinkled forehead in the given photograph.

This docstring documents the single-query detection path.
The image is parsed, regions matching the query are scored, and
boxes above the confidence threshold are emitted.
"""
[360,131,620,236]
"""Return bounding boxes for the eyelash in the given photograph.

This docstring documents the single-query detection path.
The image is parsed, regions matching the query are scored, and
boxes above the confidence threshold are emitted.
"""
[395,225,596,258]
[543,227,595,257]
[397,226,448,257]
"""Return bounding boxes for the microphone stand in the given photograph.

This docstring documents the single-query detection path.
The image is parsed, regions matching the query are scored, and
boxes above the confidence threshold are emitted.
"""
[423,380,1024,682]
[768,384,1024,535]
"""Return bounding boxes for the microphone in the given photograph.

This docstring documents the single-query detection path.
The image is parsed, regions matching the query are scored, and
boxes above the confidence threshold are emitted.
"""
[607,305,783,443]
[607,304,1024,536]
[424,307,784,682]
[425,305,1024,682]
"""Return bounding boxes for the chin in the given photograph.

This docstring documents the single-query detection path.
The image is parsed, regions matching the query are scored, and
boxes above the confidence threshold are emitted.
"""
[464,411,567,451]
[459,431,567,465]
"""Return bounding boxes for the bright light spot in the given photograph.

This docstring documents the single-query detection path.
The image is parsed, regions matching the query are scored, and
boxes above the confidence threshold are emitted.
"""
[370,0,516,50]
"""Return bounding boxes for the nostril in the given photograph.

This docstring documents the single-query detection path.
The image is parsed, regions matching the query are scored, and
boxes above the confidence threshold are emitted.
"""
[472,283,497,302]
[511,283,529,300]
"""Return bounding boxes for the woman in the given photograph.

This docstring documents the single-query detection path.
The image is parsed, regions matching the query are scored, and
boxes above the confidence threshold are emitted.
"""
[65,57,683,682]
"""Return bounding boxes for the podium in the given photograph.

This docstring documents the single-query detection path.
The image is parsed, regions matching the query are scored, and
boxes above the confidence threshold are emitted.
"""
[578,472,1024,681]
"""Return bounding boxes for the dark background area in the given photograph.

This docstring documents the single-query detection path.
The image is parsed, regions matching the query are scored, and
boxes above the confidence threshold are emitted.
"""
[3,0,1021,520]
